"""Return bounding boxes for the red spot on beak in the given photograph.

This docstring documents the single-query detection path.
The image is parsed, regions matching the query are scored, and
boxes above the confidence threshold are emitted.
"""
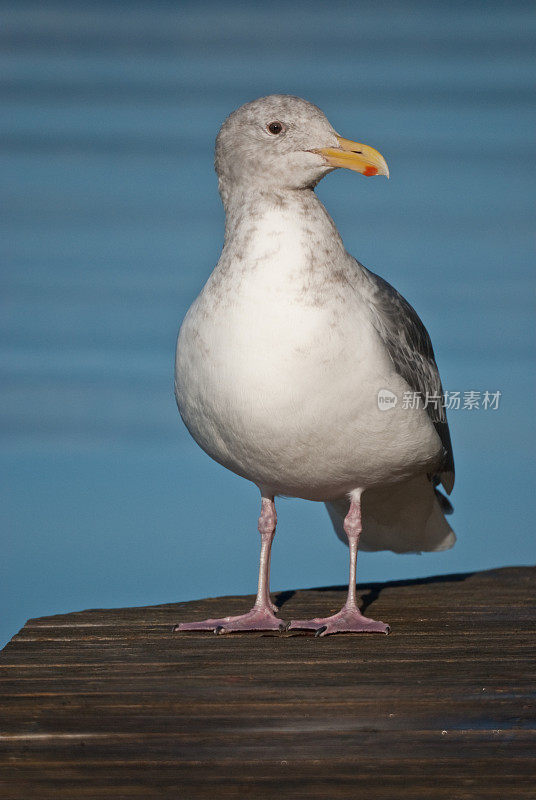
[363,166,378,177]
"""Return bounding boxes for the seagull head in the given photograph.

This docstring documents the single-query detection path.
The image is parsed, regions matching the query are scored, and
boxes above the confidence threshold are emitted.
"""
[215,94,389,201]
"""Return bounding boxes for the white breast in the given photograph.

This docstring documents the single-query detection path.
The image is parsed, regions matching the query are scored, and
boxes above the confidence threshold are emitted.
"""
[175,205,442,500]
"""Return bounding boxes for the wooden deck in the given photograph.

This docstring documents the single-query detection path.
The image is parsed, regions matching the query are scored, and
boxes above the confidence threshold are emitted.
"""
[0,566,534,799]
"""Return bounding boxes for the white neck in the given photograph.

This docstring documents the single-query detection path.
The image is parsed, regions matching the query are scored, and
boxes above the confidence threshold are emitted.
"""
[220,188,345,272]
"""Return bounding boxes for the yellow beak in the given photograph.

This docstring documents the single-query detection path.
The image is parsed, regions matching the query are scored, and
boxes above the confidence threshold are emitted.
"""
[315,136,389,178]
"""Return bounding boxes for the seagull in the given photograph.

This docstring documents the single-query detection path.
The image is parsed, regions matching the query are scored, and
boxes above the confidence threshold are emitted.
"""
[174,95,454,637]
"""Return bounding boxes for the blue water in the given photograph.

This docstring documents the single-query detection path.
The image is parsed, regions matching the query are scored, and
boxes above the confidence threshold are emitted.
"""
[1,1,535,647]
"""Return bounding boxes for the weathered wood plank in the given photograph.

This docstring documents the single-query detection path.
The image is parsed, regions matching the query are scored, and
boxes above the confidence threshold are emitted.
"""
[0,566,534,798]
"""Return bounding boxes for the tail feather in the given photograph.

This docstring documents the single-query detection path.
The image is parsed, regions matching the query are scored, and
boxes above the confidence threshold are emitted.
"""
[434,487,454,515]
[326,475,456,554]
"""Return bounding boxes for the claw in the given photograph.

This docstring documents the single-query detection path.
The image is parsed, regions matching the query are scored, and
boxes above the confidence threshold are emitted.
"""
[175,606,284,633]
[289,607,390,636]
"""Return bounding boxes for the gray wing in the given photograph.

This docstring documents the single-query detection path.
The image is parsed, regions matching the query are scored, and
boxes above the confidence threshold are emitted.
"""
[360,262,455,494]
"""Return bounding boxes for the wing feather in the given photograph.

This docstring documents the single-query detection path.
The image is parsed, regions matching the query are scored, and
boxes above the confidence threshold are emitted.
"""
[359,262,455,493]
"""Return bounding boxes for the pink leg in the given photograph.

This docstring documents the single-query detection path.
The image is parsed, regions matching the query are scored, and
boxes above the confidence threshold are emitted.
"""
[289,491,390,637]
[174,495,284,634]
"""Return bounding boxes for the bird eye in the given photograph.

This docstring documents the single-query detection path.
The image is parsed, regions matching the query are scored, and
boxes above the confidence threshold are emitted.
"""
[267,121,284,135]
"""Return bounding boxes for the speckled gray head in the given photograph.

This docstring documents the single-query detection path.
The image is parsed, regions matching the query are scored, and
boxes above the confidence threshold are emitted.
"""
[215,94,389,204]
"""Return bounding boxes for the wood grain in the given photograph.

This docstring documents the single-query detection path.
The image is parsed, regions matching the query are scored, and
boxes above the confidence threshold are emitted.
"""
[1,566,534,799]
